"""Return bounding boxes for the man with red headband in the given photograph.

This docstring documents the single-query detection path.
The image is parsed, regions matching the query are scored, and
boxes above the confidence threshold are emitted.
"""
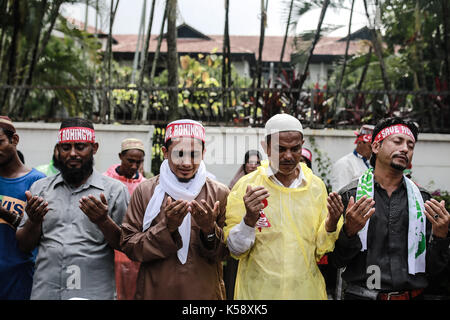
[16,118,129,300]
[300,147,313,169]
[0,116,46,300]
[330,124,374,192]
[327,117,450,300]
[120,119,230,299]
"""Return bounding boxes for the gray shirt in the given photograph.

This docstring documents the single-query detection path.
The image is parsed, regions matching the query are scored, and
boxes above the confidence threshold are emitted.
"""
[19,169,129,300]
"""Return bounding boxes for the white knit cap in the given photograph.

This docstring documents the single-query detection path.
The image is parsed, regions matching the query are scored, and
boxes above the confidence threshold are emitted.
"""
[264,113,303,137]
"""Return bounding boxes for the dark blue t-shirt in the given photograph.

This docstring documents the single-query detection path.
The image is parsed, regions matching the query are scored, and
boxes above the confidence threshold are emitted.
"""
[0,168,45,300]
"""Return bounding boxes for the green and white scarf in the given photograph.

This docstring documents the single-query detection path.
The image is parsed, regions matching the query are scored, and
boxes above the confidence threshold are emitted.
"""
[356,168,426,274]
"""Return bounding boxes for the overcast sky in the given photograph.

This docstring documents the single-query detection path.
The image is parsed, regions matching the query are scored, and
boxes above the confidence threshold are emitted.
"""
[62,0,369,37]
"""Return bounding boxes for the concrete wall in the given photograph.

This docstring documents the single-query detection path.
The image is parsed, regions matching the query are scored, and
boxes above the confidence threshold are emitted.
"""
[15,123,154,174]
[13,123,450,193]
[203,127,450,192]
[232,60,251,79]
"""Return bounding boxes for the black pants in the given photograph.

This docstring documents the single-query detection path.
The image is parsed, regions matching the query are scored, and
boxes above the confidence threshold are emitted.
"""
[223,257,239,300]
[344,291,425,300]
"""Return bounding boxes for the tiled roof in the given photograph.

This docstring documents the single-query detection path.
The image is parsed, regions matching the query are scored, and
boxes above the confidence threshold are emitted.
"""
[111,34,368,62]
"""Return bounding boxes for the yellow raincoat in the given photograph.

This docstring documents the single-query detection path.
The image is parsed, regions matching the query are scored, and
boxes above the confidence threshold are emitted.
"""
[224,160,343,299]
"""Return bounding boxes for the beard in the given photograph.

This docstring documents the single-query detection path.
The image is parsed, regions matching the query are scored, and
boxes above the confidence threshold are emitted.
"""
[52,153,60,170]
[177,172,196,183]
[55,153,94,186]
[390,161,406,172]
[390,154,409,172]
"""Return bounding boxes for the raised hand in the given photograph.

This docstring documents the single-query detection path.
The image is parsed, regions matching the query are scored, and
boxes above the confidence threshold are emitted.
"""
[165,196,190,233]
[342,195,376,237]
[25,190,49,224]
[424,199,450,239]
[79,193,109,224]
[243,185,270,227]
[191,199,219,235]
[326,192,345,232]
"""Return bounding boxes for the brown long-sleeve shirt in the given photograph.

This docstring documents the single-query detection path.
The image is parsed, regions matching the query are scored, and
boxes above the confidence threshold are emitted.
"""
[120,175,230,300]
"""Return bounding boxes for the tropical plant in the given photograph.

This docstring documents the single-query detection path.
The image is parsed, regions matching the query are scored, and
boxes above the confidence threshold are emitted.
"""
[431,189,450,212]
[309,136,332,192]
[0,0,112,119]
[152,53,252,123]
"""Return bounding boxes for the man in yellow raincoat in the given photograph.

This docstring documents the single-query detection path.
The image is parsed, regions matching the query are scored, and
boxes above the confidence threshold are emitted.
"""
[224,114,343,300]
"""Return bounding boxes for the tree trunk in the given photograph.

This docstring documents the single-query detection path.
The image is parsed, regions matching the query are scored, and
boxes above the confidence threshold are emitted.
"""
[334,0,355,111]
[252,0,266,123]
[149,1,168,85]
[36,0,63,65]
[15,0,50,117]
[0,0,20,114]
[356,47,372,92]
[278,0,294,77]
[222,0,230,118]
[101,0,119,123]
[134,0,157,121]
[167,0,179,121]
[363,0,392,105]
[0,0,9,76]
[297,0,330,93]
[441,0,450,87]
[131,0,147,84]
[352,46,373,114]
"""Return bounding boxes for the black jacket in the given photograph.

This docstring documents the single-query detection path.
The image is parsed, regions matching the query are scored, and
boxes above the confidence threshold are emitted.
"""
[329,177,450,292]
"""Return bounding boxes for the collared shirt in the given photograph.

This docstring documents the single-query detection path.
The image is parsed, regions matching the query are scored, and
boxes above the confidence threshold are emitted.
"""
[19,169,129,300]
[352,150,370,168]
[329,177,450,292]
[266,163,306,188]
[330,150,370,192]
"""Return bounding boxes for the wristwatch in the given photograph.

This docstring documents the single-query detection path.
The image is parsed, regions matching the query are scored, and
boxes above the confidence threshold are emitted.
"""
[206,232,216,242]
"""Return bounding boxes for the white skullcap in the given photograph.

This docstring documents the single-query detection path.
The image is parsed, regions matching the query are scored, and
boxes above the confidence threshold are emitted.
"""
[264,113,303,137]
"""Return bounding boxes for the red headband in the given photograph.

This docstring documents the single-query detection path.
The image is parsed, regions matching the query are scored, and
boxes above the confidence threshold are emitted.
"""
[301,148,312,162]
[373,124,415,143]
[354,134,372,144]
[58,127,95,143]
[164,121,205,143]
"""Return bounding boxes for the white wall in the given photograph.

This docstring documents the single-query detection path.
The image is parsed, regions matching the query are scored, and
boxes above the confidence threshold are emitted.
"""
[232,60,251,79]
[296,62,333,87]
[203,127,450,192]
[14,123,450,193]
[15,122,154,174]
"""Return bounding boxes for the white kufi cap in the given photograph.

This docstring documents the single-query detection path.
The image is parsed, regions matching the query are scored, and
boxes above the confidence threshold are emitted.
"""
[265,113,303,137]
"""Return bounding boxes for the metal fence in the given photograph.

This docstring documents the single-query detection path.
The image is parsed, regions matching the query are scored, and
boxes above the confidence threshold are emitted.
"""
[1,85,449,171]
[1,85,449,131]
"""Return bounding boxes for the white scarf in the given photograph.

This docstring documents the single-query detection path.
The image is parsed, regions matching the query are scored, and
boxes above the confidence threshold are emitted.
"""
[142,159,207,264]
[356,168,426,274]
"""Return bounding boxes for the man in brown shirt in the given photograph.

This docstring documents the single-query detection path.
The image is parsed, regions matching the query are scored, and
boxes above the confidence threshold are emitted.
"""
[120,119,229,299]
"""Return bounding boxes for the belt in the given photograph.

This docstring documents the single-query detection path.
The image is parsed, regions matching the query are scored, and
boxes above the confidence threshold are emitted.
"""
[377,289,424,300]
